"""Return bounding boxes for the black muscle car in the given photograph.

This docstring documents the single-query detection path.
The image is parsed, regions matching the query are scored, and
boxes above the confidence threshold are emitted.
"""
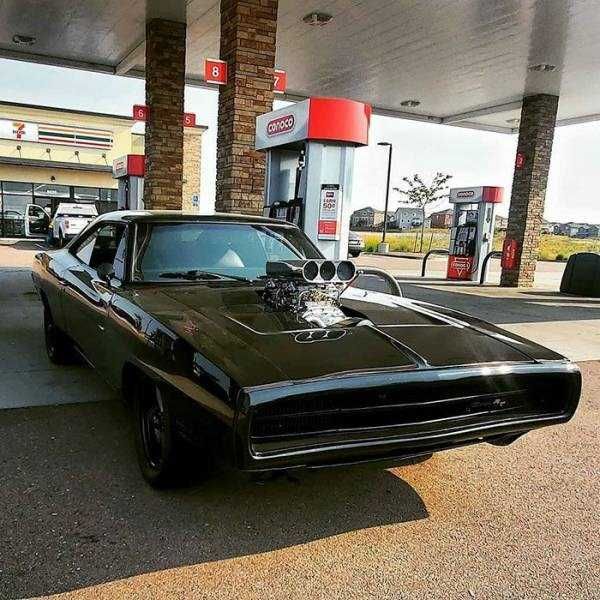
[32,211,581,488]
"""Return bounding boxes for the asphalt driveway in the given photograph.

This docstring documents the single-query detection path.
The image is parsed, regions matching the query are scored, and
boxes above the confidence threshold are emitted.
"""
[0,240,598,599]
[0,363,597,599]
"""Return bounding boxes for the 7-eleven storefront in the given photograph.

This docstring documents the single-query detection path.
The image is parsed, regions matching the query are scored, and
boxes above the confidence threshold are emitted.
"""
[0,101,204,237]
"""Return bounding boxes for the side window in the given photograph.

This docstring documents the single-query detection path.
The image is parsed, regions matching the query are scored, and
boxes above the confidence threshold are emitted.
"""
[256,229,302,261]
[112,228,128,280]
[28,205,45,218]
[74,230,99,265]
[74,224,126,274]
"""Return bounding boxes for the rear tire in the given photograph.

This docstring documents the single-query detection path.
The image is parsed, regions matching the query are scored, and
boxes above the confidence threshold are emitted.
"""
[44,306,76,365]
[133,381,209,488]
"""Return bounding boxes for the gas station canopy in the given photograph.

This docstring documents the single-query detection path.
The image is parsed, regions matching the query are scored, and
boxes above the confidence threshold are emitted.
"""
[1,0,600,133]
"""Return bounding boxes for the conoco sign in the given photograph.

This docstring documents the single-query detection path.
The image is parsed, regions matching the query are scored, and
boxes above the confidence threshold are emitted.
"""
[267,114,295,136]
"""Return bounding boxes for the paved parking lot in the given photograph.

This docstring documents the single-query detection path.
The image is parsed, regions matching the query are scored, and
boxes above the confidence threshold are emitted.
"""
[1,240,599,599]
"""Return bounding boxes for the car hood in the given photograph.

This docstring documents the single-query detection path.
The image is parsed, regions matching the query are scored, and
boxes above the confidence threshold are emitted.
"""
[127,283,564,389]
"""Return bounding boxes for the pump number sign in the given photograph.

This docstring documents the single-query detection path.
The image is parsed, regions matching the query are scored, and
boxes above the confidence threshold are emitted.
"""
[318,184,342,240]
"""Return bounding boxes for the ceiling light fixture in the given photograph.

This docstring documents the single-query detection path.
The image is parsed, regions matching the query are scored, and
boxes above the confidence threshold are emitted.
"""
[12,34,36,46]
[506,118,520,125]
[400,99,421,108]
[302,12,333,26]
[528,63,557,72]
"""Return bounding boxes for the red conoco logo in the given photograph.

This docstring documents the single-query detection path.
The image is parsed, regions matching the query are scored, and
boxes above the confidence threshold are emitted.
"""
[267,114,295,136]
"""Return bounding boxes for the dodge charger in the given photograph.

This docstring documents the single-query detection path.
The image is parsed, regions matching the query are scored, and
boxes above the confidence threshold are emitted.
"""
[32,211,581,487]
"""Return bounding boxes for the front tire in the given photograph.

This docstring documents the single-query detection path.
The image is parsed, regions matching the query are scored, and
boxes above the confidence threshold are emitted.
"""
[134,382,208,488]
[44,306,76,365]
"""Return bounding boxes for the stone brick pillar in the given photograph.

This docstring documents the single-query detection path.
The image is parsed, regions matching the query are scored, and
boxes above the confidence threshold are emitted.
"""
[501,94,559,287]
[215,0,278,214]
[182,128,203,211]
[144,18,186,210]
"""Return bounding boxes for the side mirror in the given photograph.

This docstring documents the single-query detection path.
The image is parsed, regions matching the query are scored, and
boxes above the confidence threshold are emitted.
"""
[96,262,115,284]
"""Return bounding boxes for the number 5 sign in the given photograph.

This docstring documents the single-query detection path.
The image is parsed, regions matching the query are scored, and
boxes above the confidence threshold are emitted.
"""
[183,112,196,127]
[204,59,227,85]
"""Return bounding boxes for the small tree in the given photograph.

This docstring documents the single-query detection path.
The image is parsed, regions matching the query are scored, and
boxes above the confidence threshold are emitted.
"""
[393,172,452,252]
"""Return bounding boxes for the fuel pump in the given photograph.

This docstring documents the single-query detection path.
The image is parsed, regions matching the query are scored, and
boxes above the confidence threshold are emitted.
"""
[112,154,145,210]
[447,186,504,281]
[255,97,371,259]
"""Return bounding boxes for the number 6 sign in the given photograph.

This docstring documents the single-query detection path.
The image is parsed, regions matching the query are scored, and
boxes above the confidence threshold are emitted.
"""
[204,59,227,85]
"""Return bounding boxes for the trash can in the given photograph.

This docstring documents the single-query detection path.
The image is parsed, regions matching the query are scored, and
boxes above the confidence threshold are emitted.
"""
[560,252,600,297]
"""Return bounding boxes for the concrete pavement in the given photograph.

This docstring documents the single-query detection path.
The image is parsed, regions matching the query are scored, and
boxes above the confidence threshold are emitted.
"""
[0,240,598,599]
[0,239,115,409]
[357,253,566,288]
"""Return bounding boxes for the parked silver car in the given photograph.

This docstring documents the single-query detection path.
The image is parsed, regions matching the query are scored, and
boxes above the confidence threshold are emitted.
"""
[348,231,365,257]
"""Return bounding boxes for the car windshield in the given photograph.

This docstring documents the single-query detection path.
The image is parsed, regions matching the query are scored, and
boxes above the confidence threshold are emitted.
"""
[132,221,322,282]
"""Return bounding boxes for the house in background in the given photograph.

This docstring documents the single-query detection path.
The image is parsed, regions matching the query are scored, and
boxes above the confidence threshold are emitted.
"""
[391,206,424,230]
[555,222,589,237]
[350,206,393,229]
[429,208,453,228]
[574,224,600,238]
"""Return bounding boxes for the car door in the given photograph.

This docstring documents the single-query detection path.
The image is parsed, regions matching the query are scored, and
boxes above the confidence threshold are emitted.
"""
[24,204,50,237]
[62,222,126,370]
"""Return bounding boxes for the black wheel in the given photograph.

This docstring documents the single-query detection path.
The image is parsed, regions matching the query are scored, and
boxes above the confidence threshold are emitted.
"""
[44,306,76,365]
[133,382,206,488]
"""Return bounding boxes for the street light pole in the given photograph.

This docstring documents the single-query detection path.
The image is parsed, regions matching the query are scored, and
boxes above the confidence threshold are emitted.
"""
[377,142,393,252]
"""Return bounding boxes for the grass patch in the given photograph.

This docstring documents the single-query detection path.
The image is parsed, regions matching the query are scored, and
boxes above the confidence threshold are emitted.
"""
[357,229,600,261]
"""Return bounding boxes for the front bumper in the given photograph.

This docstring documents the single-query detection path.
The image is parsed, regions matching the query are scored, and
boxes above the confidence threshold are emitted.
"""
[235,362,581,471]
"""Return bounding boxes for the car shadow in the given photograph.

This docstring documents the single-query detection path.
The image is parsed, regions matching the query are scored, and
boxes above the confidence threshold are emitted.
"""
[0,400,428,598]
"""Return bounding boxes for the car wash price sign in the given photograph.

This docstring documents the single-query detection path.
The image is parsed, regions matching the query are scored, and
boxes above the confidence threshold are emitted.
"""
[318,184,342,240]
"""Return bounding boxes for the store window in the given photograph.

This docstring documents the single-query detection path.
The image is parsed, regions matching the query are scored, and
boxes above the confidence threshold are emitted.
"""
[97,188,118,215]
[33,183,70,198]
[74,186,100,202]
[0,182,33,236]
[0,181,119,237]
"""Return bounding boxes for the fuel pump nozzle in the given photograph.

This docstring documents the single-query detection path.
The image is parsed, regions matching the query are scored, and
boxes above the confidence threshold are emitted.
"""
[293,149,305,203]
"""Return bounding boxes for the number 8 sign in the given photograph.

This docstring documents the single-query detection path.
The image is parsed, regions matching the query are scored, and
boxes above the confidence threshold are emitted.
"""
[204,59,228,85]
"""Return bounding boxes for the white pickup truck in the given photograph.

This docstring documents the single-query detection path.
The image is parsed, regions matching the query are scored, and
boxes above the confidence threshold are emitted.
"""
[51,203,98,247]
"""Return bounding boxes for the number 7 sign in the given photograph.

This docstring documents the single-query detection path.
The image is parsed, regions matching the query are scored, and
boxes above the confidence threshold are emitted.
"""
[204,59,227,85]
[274,69,287,94]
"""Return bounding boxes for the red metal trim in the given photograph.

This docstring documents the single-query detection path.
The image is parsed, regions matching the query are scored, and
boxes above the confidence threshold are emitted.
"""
[126,154,145,177]
[482,186,504,203]
[306,97,371,146]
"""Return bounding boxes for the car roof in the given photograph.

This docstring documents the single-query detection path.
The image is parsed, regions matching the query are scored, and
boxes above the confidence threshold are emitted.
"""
[56,203,98,212]
[95,210,295,227]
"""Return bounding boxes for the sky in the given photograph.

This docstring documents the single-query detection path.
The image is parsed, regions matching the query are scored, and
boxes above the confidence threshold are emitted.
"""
[1,57,599,224]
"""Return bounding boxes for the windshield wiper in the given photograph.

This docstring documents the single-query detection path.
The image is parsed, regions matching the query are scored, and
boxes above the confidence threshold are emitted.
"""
[158,270,252,282]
